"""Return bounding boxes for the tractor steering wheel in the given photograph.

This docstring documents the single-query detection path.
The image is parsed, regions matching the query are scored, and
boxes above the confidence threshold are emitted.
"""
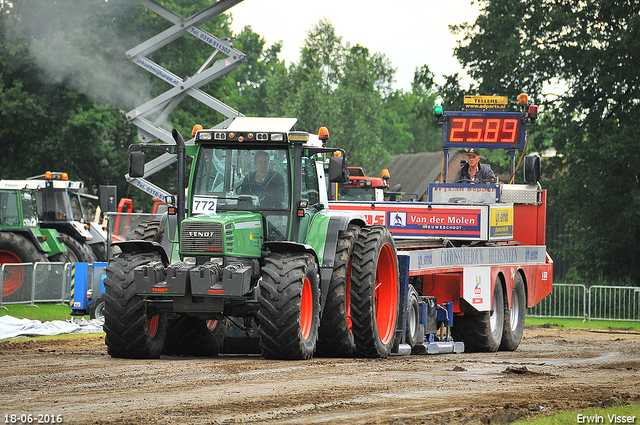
[237,182,268,199]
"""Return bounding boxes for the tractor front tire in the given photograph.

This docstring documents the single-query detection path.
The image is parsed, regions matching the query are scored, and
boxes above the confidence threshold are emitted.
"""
[258,253,320,360]
[316,224,360,357]
[103,252,166,359]
[350,226,400,358]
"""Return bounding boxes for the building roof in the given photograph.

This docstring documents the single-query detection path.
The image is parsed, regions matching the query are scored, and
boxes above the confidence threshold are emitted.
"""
[386,150,465,200]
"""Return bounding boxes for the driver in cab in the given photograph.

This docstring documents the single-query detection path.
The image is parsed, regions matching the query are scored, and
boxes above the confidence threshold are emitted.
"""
[238,150,285,208]
[454,148,496,184]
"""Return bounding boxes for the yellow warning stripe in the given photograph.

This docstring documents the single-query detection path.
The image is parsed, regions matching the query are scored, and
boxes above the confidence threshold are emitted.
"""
[69,265,75,308]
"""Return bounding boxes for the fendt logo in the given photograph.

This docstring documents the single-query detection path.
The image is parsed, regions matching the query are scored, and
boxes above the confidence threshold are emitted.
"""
[188,231,217,238]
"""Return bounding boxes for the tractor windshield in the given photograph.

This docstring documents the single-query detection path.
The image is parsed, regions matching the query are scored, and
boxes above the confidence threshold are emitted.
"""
[338,186,376,202]
[36,189,73,222]
[192,146,290,211]
[0,190,20,226]
[69,192,85,221]
[21,190,39,227]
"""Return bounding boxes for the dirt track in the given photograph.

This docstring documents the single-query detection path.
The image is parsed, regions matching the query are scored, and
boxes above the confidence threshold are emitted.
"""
[1,327,639,424]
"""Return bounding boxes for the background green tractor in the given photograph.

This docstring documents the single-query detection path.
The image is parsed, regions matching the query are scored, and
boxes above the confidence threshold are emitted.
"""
[27,172,99,263]
[0,181,68,297]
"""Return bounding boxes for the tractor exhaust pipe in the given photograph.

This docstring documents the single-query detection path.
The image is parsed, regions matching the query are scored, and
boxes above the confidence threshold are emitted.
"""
[172,128,186,231]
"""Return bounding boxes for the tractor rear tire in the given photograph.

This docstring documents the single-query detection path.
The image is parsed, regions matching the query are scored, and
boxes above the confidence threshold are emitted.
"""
[350,226,400,358]
[316,224,360,357]
[500,273,526,351]
[90,242,108,262]
[49,250,71,263]
[0,232,47,297]
[163,314,227,357]
[103,252,166,359]
[60,232,96,263]
[451,276,504,352]
[257,253,320,360]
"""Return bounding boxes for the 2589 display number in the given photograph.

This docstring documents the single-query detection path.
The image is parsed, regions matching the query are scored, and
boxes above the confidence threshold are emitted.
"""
[448,117,520,144]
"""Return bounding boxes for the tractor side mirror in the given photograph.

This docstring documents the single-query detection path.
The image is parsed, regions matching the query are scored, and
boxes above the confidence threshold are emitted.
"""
[523,154,541,183]
[328,156,349,183]
[129,151,146,178]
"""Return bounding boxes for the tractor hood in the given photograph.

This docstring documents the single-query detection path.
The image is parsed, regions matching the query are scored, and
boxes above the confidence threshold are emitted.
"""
[180,211,263,258]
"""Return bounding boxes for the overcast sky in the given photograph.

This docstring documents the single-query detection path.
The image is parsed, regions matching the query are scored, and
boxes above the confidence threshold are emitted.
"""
[228,0,482,92]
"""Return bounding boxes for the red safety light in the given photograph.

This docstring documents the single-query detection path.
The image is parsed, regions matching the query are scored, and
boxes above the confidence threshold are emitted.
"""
[45,171,52,179]
[61,172,68,181]
[318,127,329,141]
[192,124,203,136]
[528,105,539,121]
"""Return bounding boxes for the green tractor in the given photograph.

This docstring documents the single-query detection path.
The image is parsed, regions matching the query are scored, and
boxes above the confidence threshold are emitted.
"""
[26,172,98,263]
[104,117,401,360]
[0,180,69,298]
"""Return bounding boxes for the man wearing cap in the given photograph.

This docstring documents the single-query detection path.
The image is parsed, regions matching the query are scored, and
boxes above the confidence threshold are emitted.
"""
[454,148,496,183]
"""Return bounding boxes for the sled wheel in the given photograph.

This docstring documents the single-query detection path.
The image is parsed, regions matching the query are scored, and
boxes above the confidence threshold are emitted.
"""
[405,286,423,347]
[452,275,504,352]
[500,273,526,351]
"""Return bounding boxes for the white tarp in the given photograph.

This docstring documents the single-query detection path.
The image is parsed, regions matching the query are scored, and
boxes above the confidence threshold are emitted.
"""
[0,315,103,339]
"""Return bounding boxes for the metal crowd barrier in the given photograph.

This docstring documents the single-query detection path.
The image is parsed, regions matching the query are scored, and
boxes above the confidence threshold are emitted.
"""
[588,285,640,322]
[0,262,107,308]
[0,262,70,307]
[1,213,161,309]
[528,283,588,320]
[528,283,640,322]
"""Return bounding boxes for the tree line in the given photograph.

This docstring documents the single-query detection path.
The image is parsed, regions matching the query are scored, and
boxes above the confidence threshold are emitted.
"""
[0,0,638,284]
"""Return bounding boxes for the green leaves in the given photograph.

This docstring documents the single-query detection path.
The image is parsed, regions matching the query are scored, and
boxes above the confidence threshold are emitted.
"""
[453,0,640,282]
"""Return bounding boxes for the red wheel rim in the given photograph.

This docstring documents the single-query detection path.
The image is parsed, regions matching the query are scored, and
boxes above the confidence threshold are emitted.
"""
[374,243,398,344]
[0,250,25,297]
[346,257,353,332]
[206,319,218,331]
[147,315,159,339]
[300,276,312,340]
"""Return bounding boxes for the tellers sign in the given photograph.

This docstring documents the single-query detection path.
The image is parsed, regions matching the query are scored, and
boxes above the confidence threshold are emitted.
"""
[443,112,525,149]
